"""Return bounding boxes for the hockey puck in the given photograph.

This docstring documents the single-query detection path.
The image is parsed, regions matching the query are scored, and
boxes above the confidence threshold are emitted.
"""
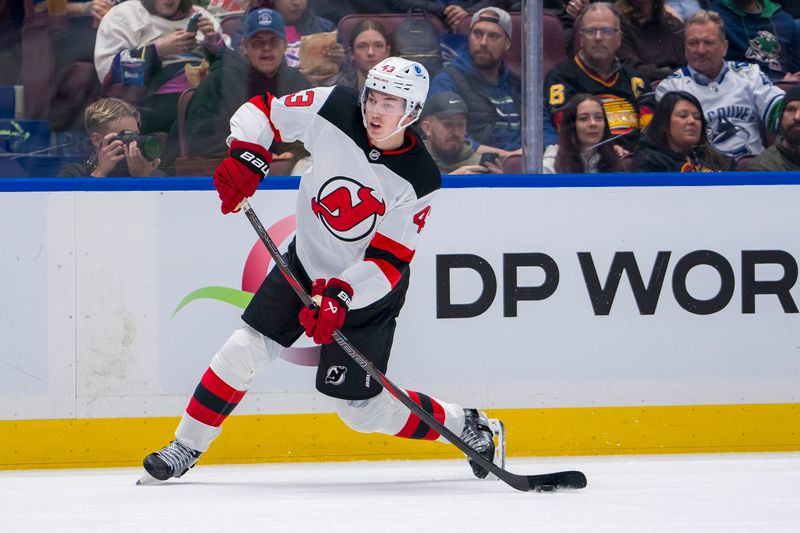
[535,484,556,492]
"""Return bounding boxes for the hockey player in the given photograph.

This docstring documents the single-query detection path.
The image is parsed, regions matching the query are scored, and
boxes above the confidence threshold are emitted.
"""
[140,57,501,484]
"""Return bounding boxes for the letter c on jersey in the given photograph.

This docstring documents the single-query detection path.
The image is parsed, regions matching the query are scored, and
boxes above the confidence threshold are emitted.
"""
[311,177,386,242]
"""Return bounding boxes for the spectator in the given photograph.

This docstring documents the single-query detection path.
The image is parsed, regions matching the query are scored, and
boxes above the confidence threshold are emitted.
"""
[419,91,502,174]
[543,93,622,173]
[59,97,164,177]
[615,0,686,81]
[545,2,653,151]
[655,9,785,157]
[324,19,391,91]
[632,90,731,171]
[94,0,225,134]
[442,1,522,31]
[747,84,800,170]
[430,7,522,156]
[170,8,311,165]
[709,0,800,81]
[252,0,342,81]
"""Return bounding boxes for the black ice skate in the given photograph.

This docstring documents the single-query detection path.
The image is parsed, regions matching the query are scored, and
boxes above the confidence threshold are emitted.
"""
[137,440,201,485]
[461,408,505,479]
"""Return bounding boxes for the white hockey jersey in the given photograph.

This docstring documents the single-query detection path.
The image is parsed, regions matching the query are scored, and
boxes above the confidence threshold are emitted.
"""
[228,86,441,310]
[655,62,784,157]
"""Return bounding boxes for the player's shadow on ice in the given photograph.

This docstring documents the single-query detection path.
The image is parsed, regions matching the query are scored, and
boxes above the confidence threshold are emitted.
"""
[154,477,510,494]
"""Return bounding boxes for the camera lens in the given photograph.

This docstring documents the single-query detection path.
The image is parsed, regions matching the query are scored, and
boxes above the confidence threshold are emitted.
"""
[139,136,162,160]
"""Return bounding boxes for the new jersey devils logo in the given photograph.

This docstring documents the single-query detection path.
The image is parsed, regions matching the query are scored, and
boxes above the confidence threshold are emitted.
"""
[311,177,386,241]
[325,365,347,385]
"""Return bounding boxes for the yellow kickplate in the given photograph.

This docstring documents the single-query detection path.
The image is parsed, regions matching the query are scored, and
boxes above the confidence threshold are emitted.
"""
[2,404,798,470]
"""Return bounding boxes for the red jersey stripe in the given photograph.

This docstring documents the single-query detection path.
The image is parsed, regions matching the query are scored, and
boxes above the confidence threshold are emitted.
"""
[369,232,415,263]
[366,257,402,288]
[200,368,247,404]
[249,93,284,143]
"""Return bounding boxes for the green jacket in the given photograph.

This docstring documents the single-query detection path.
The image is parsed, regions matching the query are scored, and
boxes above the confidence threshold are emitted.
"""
[424,139,482,174]
[747,135,800,171]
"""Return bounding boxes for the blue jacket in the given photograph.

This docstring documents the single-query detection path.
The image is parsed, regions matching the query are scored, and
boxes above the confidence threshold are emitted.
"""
[429,52,522,151]
[711,0,800,80]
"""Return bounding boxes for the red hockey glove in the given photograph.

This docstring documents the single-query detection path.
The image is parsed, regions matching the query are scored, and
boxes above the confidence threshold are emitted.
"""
[212,139,271,214]
[299,278,353,345]
[298,278,326,336]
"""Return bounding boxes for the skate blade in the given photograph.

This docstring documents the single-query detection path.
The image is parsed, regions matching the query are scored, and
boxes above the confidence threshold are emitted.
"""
[486,418,506,481]
[136,470,164,486]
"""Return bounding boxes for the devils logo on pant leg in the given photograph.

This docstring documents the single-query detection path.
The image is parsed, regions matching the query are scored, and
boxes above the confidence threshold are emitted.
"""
[311,177,386,241]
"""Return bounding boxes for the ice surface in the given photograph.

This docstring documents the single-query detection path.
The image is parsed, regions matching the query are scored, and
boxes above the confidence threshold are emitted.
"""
[1,453,798,532]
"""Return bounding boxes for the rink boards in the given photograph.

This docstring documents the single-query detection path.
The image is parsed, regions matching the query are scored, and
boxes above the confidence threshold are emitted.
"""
[1,174,799,469]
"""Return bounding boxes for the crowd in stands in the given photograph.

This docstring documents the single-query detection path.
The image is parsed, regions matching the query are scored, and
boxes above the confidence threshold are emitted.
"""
[2,0,800,177]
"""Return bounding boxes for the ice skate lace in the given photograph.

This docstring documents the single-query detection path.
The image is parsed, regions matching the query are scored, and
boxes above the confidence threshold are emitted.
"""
[156,441,197,472]
[461,411,493,454]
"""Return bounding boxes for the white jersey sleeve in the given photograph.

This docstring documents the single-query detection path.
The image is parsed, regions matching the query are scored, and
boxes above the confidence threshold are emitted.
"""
[227,87,335,149]
[745,65,785,132]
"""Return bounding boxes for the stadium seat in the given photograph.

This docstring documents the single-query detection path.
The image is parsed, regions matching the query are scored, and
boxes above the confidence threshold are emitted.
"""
[20,14,59,119]
[502,153,523,173]
[220,13,244,38]
[456,11,523,74]
[337,13,446,46]
[174,156,224,177]
[172,88,224,175]
[176,87,197,158]
[542,14,566,77]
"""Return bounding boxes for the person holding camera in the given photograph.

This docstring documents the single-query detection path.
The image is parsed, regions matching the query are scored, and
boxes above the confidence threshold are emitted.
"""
[59,97,164,177]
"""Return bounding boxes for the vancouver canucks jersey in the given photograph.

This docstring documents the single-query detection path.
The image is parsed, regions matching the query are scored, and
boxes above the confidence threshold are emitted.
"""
[655,62,784,157]
[227,86,441,310]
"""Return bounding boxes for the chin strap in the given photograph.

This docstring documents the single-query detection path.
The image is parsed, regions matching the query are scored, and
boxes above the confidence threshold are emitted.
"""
[361,108,419,143]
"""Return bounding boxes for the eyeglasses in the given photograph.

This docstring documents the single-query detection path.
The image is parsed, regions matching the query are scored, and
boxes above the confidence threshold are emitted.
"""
[580,27,620,38]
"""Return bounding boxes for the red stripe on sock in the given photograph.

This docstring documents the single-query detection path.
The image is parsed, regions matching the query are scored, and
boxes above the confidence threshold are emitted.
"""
[201,368,246,404]
[420,397,444,441]
[395,390,423,439]
[186,397,228,427]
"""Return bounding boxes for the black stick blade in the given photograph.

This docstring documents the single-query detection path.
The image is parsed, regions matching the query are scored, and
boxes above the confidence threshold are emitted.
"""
[527,470,587,491]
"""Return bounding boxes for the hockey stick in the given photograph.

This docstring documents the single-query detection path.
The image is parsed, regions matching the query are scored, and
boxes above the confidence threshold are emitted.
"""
[239,199,587,492]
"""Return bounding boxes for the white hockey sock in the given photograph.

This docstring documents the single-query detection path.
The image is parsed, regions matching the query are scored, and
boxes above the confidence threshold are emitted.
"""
[336,388,465,443]
[176,325,282,452]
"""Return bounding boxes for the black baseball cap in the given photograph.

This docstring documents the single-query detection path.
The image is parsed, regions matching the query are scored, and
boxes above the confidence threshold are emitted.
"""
[421,91,469,119]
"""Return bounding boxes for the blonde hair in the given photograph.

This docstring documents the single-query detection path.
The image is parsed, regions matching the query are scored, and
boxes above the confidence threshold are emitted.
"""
[685,9,727,41]
[84,98,140,134]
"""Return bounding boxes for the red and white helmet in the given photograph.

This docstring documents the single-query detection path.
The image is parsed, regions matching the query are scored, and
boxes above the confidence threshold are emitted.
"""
[360,57,430,139]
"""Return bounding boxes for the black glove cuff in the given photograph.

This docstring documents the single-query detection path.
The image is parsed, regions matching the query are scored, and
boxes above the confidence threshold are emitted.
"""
[230,146,270,179]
